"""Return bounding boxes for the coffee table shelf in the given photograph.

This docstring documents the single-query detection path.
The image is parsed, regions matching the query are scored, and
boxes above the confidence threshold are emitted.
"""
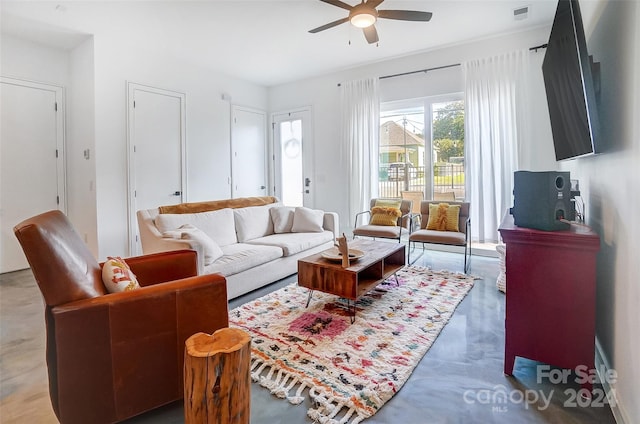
[298,240,406,321]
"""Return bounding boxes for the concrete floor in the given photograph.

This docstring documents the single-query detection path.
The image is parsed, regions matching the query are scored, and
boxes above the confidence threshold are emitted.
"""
[1,249,616,423]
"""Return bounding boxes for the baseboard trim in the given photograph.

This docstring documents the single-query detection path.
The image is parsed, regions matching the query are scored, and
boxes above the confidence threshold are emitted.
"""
[406,242,499,258]
[595,337,628,424]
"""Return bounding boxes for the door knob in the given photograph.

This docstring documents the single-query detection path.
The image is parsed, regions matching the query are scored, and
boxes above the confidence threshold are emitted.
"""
[304,178,311,187]
[172,191,181,196]
[260,185,266,190]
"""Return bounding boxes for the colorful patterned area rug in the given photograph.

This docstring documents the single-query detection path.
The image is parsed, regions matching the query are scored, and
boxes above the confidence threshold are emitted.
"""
[229,266,477,423]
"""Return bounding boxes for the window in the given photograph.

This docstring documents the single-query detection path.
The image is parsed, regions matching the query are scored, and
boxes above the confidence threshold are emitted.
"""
[379,96,465,201]
[432,100,465,200]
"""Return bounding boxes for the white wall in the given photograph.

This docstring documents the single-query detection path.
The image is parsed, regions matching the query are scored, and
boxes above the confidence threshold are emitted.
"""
[0,35,70,85]
[89,34,268,258]
[562,1,640,422]
[268,26,556,233]
[67,37,98,256]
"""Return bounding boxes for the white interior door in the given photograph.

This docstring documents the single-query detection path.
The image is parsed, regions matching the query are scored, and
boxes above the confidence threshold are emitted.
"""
[272,108,314,207]
[1,78,65,273]
[231,106,267,198]
[127,83,185,255]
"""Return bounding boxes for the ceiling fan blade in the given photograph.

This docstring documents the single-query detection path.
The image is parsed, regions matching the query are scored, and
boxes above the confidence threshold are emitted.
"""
[309,17,350,33]
[363,25,379,44]
[366,0,385,8]
[319,0,353,11]
[378,10,433,22]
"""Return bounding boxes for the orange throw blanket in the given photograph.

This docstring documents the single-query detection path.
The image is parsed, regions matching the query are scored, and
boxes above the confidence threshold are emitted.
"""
[158,196,278,214]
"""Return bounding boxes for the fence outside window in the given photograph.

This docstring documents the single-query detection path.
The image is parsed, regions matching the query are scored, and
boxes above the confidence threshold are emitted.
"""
[378,163,465,200]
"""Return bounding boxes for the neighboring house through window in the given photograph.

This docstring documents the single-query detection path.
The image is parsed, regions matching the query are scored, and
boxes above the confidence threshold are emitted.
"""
[379,95,465,201]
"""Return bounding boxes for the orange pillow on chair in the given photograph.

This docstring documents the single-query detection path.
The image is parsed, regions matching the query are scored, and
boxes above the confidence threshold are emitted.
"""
[426,203,461,232]
[369,206,402,226]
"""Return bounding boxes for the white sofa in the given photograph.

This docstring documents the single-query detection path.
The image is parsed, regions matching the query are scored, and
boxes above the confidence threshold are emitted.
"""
[137,201,338,300]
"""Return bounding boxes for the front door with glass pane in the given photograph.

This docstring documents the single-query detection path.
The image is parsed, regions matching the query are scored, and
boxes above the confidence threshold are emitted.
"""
[272,109,313,207]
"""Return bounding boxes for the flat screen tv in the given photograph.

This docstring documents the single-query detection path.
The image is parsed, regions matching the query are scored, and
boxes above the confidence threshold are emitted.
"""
[542,0,600,161]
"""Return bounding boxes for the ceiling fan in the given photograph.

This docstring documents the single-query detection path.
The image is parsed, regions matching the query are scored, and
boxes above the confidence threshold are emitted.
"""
[309,0,433,44]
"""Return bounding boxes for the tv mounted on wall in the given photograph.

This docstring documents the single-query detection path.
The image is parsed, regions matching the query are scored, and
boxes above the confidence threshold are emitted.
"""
[542,0,601,161]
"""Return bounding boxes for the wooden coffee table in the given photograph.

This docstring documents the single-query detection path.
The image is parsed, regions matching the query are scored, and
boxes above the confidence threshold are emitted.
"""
[297,239,406,322]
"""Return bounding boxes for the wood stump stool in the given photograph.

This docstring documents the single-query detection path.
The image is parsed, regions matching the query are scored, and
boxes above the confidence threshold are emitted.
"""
[184,328,251,424]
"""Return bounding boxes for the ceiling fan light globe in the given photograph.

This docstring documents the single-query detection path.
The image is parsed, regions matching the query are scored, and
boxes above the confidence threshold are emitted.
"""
[350,12,376,28]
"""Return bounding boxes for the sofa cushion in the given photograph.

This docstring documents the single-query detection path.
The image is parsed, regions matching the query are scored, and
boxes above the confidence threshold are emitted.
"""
[233,204,276,242]
[291,207,324,233]
[204,243,283,276]
[270,206,295,233]
[247,231,334,256]
[155,208,237,246]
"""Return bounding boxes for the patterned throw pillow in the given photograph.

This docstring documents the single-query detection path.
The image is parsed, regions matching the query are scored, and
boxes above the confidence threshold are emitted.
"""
[426,203,461,232]
[102,257,140,293]
[369,206,402,226]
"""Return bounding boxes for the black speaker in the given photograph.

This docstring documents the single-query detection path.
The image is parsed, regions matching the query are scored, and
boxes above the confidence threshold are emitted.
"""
[512,171,572,231]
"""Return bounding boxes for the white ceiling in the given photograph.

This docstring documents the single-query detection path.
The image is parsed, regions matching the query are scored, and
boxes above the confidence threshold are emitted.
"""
[0,0,558,86]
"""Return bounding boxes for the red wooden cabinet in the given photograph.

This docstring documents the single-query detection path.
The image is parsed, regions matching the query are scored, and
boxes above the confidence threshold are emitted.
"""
[498,212,600,388]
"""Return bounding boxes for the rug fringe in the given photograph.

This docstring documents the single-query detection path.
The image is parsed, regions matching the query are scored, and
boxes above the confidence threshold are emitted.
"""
[307,387,367,424]
[251,358,367,423]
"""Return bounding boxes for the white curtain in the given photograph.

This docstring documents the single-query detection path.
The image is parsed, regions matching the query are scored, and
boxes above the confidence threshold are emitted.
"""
[463,49,530,243]
[340,77,380,225]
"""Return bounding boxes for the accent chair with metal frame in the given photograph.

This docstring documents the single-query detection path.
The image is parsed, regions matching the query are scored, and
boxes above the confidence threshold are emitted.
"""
[433,191,456,201]
[409,200,471,272]
[353,198,413,243]
[401,190,424,232]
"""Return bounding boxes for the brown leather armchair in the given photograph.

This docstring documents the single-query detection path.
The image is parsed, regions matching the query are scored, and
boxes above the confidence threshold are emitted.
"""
[13,210,229,424]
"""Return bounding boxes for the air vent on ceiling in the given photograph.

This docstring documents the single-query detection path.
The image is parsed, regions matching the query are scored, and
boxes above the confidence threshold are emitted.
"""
[513,6,529,21]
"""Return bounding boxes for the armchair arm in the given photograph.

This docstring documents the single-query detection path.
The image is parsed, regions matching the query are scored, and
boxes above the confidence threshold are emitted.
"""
[322,212,340,239]
[121,249,199,286]
[465,217,471,242]
[354,210,371,228]
[399,212,413,231]
[50,274,229,422]
[55,273,228,318]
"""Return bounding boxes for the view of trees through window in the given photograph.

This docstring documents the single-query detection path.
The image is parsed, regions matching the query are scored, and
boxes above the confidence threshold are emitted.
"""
[379,99,465,200]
